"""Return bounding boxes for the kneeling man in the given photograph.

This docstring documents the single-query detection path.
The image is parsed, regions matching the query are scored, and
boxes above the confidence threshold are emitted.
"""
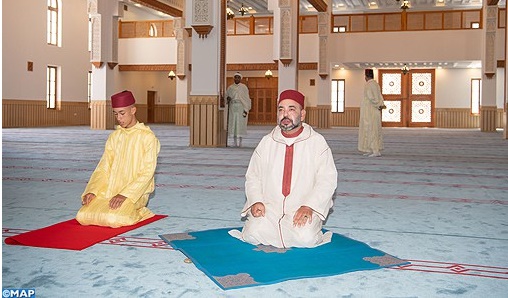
[230,89,338,248]
[76,90,160,228]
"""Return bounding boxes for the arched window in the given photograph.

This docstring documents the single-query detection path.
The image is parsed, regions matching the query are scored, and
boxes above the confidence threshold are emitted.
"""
[47,0,61,46]
[149,23,158,37]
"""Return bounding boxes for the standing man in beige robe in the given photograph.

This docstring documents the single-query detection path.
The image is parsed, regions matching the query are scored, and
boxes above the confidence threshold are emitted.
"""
[229,89,338,248]
[226,72,251,147]
[358,69,385,157]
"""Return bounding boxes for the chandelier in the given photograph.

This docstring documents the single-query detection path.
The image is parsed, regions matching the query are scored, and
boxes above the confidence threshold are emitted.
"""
[239,3,249,16]
[226,7,235,20]
[225,2,250,20]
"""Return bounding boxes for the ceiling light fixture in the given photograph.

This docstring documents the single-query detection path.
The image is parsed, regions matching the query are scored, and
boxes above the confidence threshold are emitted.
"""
[239,3,249,16]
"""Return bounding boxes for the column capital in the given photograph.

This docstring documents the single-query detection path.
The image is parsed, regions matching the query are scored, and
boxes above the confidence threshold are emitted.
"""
[191,25,214,38]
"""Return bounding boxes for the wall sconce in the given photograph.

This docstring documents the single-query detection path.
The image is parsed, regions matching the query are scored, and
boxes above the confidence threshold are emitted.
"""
[168,70,176,80]
[239,4,249,16]
[265,70,273,79]
[400,0,410,10]
[401,64,409,75]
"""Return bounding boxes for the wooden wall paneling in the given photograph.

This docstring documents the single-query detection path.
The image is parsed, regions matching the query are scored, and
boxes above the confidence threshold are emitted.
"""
[3,100,90,128]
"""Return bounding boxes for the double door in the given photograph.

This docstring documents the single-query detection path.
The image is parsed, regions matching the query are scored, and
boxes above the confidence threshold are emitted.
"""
[379,69,435,127]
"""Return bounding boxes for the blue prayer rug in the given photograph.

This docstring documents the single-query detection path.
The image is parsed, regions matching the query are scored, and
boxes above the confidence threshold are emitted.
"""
[159,228,409,290]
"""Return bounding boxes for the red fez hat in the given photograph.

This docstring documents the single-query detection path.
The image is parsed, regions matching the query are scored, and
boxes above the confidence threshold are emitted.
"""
[111,90,136,108]
[278,89,305,108]
[365,69,374,78]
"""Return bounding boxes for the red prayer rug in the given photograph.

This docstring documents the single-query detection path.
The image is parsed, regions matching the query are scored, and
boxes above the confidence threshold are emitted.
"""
[5,215,168,251]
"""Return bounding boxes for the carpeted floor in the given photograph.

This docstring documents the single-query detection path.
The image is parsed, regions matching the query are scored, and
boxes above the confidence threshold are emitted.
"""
[2,124,508,297]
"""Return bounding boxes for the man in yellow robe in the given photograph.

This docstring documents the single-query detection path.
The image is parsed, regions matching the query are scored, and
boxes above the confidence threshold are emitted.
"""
[76,90,160,228]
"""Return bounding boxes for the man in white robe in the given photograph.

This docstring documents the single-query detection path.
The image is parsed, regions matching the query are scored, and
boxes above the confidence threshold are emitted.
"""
[358,69,384,157]
[229,89,338,248]
[225,72,251,147]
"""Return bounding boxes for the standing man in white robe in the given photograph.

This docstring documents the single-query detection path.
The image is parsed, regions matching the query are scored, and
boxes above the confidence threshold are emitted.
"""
[229,89,338,248]
[358,69,385,157]
[226,72,251,147]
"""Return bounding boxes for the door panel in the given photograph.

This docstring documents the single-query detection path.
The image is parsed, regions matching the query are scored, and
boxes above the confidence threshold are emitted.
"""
[380,71,406,127]
[379,69,435,127]
[408,70,435,127]
[147,90,155,123]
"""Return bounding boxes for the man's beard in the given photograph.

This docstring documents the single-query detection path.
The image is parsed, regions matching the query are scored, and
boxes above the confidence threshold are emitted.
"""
[278,116,301,132]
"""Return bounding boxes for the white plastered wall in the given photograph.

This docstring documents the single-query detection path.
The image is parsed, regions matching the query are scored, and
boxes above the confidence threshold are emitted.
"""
[2,0,90,102]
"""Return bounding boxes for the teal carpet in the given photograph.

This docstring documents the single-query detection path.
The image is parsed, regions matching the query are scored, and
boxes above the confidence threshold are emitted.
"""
[160,227,409,290]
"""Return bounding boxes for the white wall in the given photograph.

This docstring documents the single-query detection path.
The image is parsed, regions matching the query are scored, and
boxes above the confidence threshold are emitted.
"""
[435,68,482,108]
[2,0,90,102]
[119,38,177,64]
[226,35,273,63]
[117,72,175,105]
[299,34,319,63]
[298,70,319,106]
[328,30,483,64]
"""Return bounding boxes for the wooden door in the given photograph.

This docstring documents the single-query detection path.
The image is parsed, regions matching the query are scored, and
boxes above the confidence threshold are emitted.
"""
[147,90,155,123]
[379,69,435,127]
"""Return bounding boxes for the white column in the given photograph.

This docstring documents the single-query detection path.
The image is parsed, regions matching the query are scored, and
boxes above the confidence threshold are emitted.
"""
[185,0,227,146]
[89,0,122,130]
[480,3,498,132]
[186,0,220,96]
[316,8,331,106]
[272,0,299,92]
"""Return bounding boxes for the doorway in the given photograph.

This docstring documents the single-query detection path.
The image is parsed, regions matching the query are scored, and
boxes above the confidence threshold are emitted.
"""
[379,69,435,127]
[147,90,156,123]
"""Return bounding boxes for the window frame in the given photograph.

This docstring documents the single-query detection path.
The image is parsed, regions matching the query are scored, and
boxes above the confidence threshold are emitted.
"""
[470,78,481,115]
[331,79,346,113]
[88,70,92,109]
[47,66,58,109]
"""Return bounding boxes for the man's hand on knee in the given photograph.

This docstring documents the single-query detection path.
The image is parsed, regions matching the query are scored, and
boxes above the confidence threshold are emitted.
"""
[109,194,127,210]
[82,193,96,205]
[293,205,313,227]
[250,202,265,217]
